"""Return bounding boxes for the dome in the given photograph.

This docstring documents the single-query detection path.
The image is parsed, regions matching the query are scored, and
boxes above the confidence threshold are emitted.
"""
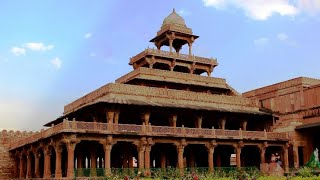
[162,9,187,28]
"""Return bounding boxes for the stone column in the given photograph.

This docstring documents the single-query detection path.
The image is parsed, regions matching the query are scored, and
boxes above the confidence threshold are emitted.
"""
[107,111,114,123]
[90,150,97,176]
[169,114,177,127]
[43,147,51,178]
[233,141,244,169]
[133,137,147,171]
[242,120,247,131]
[195,116,202,128]
[144,145,152,176]
[283,144,289,173]
[169,39,173,53]
[55,144,63,178]
[258,142,268,164]
[177,146,184,171]
[67,142,78,178]
[34,152,40,178]
[236,148,241,168]
[27,153,32,178]
[114,111,120,124]
[188,43,192,56]
[19,155,25,178]
[175,139,187,174]
[138,145,145,170]
[206,140,217,172]
[104,145,113,175]
[106,110,114,131]
[141,112,150,125]
[293,144,299,169]
[100,136,115,176]
[219,117,226,129]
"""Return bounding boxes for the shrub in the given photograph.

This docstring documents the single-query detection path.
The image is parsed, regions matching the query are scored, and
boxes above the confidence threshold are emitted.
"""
[297,167,313,177]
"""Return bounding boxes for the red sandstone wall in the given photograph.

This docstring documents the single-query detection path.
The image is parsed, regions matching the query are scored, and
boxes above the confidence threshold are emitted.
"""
[0,130,34,179]
[303,85,320,109]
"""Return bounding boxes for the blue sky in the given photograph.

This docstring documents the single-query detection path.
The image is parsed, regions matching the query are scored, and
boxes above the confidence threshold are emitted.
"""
[1,0,320,130]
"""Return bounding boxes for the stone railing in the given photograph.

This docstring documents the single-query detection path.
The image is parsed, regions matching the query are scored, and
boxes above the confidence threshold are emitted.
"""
[130,48,217,66]
[10,120,288,150]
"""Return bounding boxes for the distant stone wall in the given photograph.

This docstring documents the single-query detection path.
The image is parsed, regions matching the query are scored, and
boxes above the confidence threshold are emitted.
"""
[0,130,34,179]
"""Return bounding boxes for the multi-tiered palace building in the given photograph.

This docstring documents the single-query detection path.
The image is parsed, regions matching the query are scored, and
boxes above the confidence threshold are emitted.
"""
[5,9,293,179]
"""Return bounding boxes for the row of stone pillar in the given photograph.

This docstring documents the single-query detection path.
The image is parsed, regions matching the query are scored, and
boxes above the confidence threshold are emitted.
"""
[15,137,290,179]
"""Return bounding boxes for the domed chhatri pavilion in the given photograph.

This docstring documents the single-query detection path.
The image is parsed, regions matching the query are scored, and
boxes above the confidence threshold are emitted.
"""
[8,9,291,179]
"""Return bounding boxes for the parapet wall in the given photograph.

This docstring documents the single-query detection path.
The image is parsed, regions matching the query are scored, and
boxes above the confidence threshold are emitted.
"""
[0,129,35,179]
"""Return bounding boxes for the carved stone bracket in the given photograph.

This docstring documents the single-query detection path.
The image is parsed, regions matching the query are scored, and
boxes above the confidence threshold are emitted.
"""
[205,140,218,152]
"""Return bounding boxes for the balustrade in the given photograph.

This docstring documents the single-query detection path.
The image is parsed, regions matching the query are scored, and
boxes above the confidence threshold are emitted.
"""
[243,131,265,138]
[130,48,217,65]
[9,120,288,150]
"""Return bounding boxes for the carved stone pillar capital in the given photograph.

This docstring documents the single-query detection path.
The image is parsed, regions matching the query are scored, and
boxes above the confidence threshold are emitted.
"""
[205,140,218,153]
[100,135,116,151]
[233,141,244,150]
[258,141,268,152]
[141,112,151,124]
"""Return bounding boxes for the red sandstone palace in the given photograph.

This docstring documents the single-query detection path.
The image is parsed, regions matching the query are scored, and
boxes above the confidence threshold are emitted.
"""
[0,9,319,179]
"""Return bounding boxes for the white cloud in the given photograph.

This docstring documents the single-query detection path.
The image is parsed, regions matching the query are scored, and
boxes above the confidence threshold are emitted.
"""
[25,42,54,51]
[203,0,299,20]
[277,33,288,41]
[10,47,26,56]
[84,33,92,39]
[203,0,227,8]
[254,37,269,46]
[178,8,191,16]
[51,57,62,69]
